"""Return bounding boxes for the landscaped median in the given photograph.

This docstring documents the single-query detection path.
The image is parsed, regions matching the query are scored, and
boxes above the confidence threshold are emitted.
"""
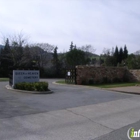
[6,81,52,94]
[14,82,49,91]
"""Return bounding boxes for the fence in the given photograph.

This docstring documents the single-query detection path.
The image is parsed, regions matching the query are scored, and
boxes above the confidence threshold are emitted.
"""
[65,67,77,84]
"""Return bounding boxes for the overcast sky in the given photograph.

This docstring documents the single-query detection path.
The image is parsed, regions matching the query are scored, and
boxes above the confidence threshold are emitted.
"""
[0,0,140,54]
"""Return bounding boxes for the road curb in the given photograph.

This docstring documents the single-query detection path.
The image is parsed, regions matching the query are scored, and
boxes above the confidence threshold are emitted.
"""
[5,85,53,94]
[53,81,102,89]
[53,81,140,95]
[105,89,140,95]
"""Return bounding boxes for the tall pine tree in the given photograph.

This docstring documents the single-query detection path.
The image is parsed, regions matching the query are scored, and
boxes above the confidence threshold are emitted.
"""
[118,47,124,63]
[0,38,13,77]
[69,41,74,51]
[123,45,128,60]
[52,46,60,77]
[114,46,119,66]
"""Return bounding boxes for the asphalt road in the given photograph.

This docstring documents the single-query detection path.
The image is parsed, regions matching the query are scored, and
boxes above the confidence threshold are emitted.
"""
[0,79,131,119]
[0,79,140,140]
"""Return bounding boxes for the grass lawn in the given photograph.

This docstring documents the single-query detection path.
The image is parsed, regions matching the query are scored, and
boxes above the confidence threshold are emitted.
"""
[0,78,9,82]
[91,82,140,88]
[56,80,140,88]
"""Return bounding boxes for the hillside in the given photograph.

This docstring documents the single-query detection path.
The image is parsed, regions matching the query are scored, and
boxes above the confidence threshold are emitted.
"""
[58,52,99,57]
[0,44,4,49]
[134,50,140,55]
[85,52,99,58]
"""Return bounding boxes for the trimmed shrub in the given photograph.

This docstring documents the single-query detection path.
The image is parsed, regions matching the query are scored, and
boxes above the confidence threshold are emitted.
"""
[14,82,48,91]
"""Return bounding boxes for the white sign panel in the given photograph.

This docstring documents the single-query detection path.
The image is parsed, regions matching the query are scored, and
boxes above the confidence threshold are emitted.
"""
[13,70,39,87]
[67,71,71,76]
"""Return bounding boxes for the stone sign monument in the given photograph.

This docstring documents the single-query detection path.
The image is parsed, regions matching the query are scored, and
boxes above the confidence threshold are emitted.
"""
[12,70,39,87]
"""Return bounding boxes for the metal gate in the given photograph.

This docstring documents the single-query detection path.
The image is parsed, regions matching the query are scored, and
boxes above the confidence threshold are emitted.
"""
[65,67,77,84]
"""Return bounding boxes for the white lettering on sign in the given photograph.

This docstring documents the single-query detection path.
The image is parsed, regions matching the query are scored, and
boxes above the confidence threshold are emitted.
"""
[13,70,39,87]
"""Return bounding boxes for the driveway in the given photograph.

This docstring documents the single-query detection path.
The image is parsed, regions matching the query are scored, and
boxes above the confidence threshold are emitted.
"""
[0,79,131,118]
[0,79,140,140]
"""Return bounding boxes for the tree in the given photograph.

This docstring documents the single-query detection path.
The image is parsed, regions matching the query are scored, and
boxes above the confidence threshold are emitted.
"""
[126,54,136,69]
[79,45,96,54]
[20,45,33,68]
[30,43,54,69]
[78,45,96,65]
[66,48,86,66]
[70,41,74,51]
[3,34,28,68]
[52,46,60,76]
[11,42,23,67]
[30,46,45,69]
[118,47,123,63]
[35,43,54,52]
[53,47,58,64]
[123,45,128,60]
[91,58,97,65]
[10,33,28,47]
[102,47,118,66]
[0,38,13,76]
[0,33,58,78]
[102,48,112,66]
[4,38,10,51]
[105,55,114,66]
[114,46,119,65]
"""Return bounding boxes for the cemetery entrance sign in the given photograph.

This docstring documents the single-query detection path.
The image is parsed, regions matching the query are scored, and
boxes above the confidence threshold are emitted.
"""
[12,70,39,87]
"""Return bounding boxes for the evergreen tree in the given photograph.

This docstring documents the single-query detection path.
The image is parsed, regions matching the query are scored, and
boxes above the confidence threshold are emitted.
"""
[66,48,86,66]
[52,46,60,76]
[70,41,74,51]
[118,47,124,63]
[4,38,10,51]
[0,38,13,77]
[114,46,119,65]
[53,47,58,65]
[123,45,128,59]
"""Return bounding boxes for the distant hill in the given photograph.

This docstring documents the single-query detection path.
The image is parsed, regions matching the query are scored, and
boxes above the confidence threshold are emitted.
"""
[58,52,99,57]
[0,45,4,49]
[84,52,99,58]
[134,50,140,55]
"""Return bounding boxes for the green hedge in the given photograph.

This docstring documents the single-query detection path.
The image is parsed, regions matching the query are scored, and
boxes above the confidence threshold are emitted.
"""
[14,82,48,91]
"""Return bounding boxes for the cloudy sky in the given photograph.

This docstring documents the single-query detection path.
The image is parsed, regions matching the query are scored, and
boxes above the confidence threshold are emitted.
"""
[0,0,140,54]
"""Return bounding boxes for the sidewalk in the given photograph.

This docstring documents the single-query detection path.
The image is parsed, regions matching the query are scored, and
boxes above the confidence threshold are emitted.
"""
[1,96,140,140]
[107,86,140,95]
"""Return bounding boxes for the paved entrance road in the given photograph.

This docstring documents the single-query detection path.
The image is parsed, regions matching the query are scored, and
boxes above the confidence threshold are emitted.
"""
[0,79,131,119]
[0,79,140,140]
